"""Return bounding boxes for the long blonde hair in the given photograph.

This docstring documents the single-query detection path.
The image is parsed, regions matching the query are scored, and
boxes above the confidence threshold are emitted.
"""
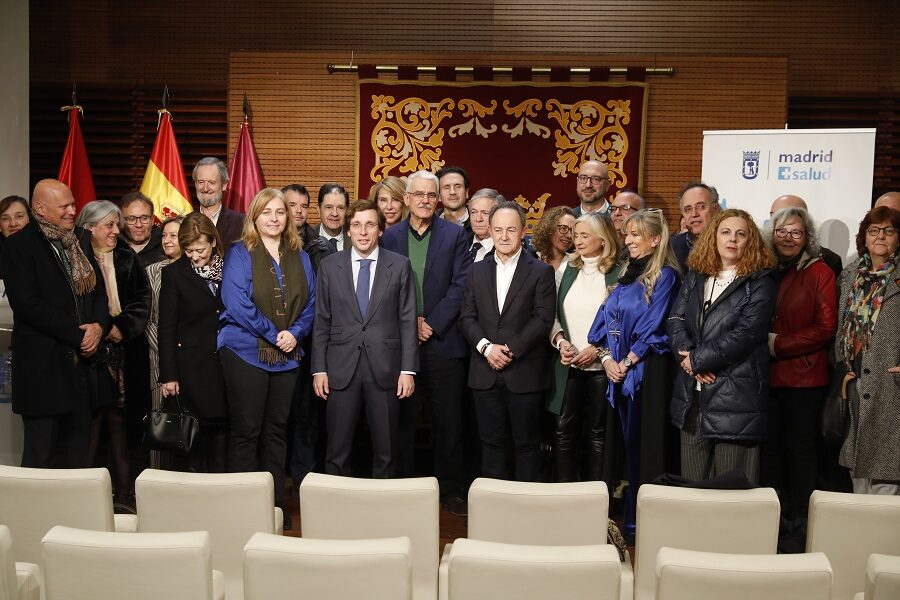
[241,188,302,252]
[568,213,619,273]
[621,209,680,302]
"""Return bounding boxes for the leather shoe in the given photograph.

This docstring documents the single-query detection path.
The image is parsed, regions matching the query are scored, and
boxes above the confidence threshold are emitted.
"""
[442,494,468,517]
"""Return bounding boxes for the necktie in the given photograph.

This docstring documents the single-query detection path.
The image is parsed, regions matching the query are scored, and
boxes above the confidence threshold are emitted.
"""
[470,241,483,262]
[357,259,372,319]
[328,237,339,253]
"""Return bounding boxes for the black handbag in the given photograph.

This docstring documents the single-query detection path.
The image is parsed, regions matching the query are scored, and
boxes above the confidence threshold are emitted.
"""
[144,395,199,454]
[821,363,855,446]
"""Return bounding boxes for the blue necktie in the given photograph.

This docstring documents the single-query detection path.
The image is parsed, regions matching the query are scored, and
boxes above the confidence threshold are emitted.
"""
[357,259,372,319]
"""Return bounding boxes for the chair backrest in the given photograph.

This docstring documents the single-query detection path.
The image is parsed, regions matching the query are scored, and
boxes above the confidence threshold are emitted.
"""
[243,533,412,600]
[135,469,276,600]
[806,490,900,600]
[0,525,18,600]
[655,547,832,600]
[447,538,621,600]
[634,484,780,600]
[467,478,609,545]
[41,526,213,600]
[865,554,900,600]
[0,466,114,566]
[299,473,439,600]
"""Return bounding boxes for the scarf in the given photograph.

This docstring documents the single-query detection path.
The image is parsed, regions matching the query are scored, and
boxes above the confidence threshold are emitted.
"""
[617,254,651,286]
[840,252,897,363]
[193,253,224,285]
[94,249,122,316]
[251,241,307,365]
[36,214,96,295]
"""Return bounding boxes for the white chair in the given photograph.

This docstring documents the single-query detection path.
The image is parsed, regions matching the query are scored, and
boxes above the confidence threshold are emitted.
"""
[133,469,282,600]
[806,490,900,600]
[0,465,132,570]
[854,553,900,600]
[41,526,223,600]
[299,473,439,600]
[446,538,621,600]
[0,525,40,600]
[243,533,412,600]
[655,547,832,600]
[634,484,780,600]
[438,478,632,600]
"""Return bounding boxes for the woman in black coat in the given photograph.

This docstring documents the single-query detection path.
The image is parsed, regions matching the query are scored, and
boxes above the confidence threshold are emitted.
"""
[75,201,150,508]
[158,212,228,472]
[667,208,777,484]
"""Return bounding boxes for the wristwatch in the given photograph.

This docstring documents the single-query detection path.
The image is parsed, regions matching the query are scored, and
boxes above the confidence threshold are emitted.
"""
[622,357,633,368]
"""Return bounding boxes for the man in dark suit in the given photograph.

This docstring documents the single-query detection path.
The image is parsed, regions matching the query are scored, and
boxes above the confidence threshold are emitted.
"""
[459,201,556,482]
[193,157,245,246]
[312,200,418,478]
[381,170,472,514]
[315,183,352,252]
[2,179,110,468]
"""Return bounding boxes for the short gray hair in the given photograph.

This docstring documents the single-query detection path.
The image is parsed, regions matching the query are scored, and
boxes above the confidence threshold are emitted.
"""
[469,188,506,206]
[76,200,124,230]
[765,206,822,258]
[192,157,229,184]
[677,182,719,210]
[405,170,439,193]
[489,201,526,228]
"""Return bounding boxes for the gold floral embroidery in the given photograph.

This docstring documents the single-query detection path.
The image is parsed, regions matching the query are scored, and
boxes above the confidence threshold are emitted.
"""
[369,95,454,182]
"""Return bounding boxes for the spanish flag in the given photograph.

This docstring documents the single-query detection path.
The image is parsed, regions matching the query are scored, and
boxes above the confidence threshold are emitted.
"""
[140,110,193,220]
[58,105,96,213]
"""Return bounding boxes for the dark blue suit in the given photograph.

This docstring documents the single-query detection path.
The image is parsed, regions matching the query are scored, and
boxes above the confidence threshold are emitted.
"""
[381,218,472,496]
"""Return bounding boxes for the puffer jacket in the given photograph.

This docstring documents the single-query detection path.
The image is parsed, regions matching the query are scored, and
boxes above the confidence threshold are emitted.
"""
[667,268,777,442]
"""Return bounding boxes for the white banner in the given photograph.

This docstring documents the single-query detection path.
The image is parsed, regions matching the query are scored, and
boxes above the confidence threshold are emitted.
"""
[701,128,876,262]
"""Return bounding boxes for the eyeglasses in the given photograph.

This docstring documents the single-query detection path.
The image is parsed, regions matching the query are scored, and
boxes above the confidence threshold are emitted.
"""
[867,225,898,237]
[124,215,152,224]
[681,203,708,216]
[556,224,572,235]
[576,174,608,185]
[774,228,805,240]
[611,205,636,214]
[408,191,438,201]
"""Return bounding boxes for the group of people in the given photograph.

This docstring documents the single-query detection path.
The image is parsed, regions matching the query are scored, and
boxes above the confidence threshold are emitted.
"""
[2,157,899,540]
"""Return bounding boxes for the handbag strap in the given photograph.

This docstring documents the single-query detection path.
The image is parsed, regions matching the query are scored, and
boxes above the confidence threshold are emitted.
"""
[160,394,189,415]
[840,372,857,400]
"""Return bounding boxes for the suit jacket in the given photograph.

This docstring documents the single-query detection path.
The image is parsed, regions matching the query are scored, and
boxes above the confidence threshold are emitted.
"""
[311,248,419,390]
[381,217,472,359]
[158,255,227,419]
[1,221,110,416]
[215,206,245,246]
[459,250,556,393]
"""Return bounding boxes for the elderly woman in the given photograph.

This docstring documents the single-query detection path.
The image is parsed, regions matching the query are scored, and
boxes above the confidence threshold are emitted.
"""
[668,208,777,485]
[76,200,150,510]
[219,188,316,518]
[762,207,837,522]
[532,206,576,271]
[159,213,228,472]
[588,209,680,539]
[836,205,900,495]
[369,176,408,227]
[549,214,620,483]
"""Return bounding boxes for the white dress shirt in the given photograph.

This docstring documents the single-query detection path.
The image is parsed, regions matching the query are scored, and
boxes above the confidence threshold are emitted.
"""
[350,246,378,299]
[470,236,494,262]
[319,225,345,251]
[476,247,523,357]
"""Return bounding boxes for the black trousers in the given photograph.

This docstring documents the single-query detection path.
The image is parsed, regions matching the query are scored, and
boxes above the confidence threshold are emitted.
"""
[221,348,297,507]
[21,363,91,468]
[396,344,467,497]
[554,368,608,482]
[761,385,825,518]
[325,351,400,478]
[474,374,543,482]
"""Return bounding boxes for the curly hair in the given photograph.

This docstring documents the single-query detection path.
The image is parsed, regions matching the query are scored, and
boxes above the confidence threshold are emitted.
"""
[687,208,776,276]
[532,206,575,262]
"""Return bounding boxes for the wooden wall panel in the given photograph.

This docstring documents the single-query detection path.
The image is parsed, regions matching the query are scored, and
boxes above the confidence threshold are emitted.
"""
[229,51,787,227]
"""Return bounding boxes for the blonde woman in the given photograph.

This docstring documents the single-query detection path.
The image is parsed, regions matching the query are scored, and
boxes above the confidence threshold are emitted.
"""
[369,176,408,227]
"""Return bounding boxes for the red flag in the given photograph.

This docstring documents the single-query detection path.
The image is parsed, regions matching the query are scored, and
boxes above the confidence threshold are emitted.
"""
[140,110,193,220]
[58,106,96,212]
[225,118,266,213]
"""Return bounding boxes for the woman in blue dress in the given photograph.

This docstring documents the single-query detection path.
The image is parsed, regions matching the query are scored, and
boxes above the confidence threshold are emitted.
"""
[588,208,680,539]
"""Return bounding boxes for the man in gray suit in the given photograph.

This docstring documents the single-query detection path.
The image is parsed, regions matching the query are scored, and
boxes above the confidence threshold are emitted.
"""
[312,199,419,478]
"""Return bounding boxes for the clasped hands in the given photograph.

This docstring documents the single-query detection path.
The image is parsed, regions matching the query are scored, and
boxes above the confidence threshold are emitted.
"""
[485,344,514,371]
[678,350,716,385]
[558,340,599,369]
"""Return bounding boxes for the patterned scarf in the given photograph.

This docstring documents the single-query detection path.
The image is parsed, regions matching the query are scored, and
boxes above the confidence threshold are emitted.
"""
[841,252,897,362]
[192,253,223,284]
[35,214,96,295]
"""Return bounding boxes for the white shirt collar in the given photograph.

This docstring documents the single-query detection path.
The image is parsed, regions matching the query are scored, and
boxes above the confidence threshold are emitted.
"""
[350,246,379,262]
[494,246,523,267]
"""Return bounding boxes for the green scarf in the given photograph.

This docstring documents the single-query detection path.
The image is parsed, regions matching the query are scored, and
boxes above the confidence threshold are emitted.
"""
[251,240,307,365]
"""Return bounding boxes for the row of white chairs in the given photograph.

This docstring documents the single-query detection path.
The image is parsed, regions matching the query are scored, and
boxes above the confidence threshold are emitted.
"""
[2,465,900,599]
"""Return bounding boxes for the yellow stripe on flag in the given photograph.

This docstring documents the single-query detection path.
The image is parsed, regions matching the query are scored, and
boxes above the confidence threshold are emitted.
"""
[140,159,193,220]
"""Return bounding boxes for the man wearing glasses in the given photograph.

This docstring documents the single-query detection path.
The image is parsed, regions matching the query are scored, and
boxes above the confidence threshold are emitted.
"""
[611,189,645,258]
[671,182,720,272]
[382,170,472,515]
[573,160,612,218]
[119,192,165,266]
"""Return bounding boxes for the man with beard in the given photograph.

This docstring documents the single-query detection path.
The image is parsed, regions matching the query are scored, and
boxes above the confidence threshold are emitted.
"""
[573,160,611,218]
[192,157,244,245]
[437,165,472,234]
[671,182,719,272]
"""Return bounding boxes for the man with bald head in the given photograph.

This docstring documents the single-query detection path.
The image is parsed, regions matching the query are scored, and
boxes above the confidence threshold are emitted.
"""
[1,179,110,468]
[875,191,900,212]
[610,189,645,253]
[573,161,611,217]
[769,194,843,277]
